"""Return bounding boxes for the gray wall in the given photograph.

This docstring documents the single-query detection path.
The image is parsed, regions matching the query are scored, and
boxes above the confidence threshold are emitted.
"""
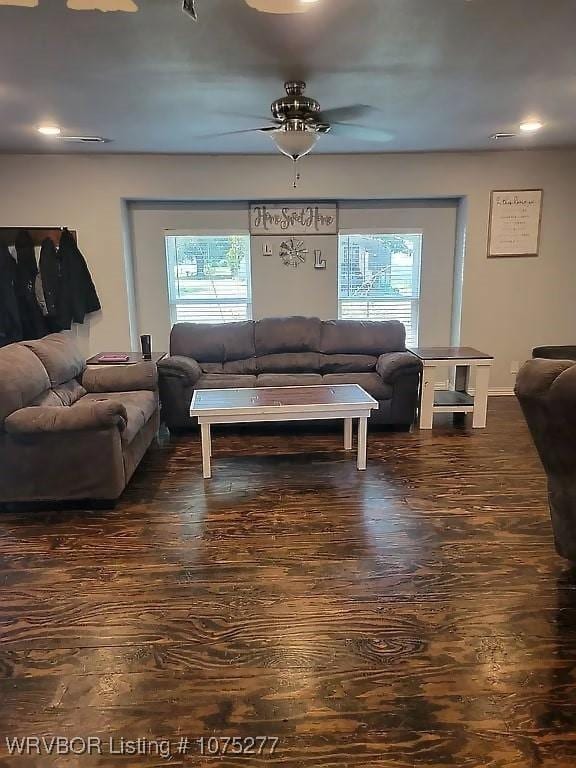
[129,199,458,345]
[1,150,574,389]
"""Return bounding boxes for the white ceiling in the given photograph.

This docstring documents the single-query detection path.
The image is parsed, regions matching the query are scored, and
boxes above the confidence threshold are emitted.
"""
[1,0,575,154]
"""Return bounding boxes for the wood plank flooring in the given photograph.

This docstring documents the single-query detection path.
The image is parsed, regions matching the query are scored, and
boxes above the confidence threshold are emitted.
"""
[1,398,576,767]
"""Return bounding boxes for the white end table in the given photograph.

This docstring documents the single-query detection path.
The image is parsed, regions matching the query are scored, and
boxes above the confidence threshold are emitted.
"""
[409,347,494,429]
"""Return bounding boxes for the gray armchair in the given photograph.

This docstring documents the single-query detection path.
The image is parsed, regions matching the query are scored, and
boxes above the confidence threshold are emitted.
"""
[515,358,576,561]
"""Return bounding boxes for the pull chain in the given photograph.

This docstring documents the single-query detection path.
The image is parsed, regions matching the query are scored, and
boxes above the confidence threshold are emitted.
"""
[292,158,301,189]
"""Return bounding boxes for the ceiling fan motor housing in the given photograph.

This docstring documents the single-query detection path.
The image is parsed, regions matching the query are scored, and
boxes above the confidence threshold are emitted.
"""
[271,80,321,123]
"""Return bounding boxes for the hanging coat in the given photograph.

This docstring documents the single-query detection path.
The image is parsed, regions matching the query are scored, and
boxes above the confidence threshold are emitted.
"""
[39,230,101,331]
[14,229,48,340]
[59,228,101,324]
[39,237,65,331]
[0,242,23,347]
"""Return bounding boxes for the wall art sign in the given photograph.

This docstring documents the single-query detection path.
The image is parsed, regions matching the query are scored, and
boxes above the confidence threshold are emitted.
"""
[250,203,338,235]
[488,190,543,258]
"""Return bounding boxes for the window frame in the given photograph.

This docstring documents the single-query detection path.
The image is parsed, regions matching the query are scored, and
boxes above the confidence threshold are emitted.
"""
[164,229,253,325]
[337,228,423,345]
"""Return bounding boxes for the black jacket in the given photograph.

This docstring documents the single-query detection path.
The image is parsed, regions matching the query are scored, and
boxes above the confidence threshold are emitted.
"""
[0,242,23,347]
[59,228,101,325]
[39,230,101,331]
[14,229,48,340]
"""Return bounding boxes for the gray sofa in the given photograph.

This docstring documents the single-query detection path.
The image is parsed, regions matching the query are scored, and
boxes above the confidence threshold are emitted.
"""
[158,316,422,431]
[0,333,160,504]
[515,358,576,561]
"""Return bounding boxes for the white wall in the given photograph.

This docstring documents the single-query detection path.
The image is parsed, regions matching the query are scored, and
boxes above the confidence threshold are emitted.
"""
[1,150,575,389]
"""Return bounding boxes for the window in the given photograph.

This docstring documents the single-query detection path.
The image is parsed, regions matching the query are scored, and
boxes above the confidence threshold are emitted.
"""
[338,233,422,345]
[165,234,252,324]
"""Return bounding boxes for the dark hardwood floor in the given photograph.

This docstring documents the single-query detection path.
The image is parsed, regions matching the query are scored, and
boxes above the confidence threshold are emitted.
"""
[1,398,576,767]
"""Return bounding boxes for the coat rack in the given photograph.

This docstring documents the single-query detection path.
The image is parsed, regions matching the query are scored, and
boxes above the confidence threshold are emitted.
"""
[0,228,77,247]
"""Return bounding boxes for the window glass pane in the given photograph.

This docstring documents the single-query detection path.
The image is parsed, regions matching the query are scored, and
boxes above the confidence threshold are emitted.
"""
[338,234,422,345]
[165,235,251,324]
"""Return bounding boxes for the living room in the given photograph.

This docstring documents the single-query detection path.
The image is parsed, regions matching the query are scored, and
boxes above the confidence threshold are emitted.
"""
[1,1,576,766]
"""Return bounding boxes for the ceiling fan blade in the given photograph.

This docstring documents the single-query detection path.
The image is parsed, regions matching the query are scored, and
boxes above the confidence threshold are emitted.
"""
[199,126,277,138]
[329,123,395,143]
[318,105,377,124]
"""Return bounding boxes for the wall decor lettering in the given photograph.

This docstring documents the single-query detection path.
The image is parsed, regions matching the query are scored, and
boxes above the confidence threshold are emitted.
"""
[262,242,273,257]
[488,189,543,258]
[313,249,327,270]
[280,238,308,268]
[250,203,338,235]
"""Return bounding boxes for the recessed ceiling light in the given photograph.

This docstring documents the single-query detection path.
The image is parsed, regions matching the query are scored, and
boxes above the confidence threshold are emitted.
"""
[37,125,61,136]
[519,120,543,133]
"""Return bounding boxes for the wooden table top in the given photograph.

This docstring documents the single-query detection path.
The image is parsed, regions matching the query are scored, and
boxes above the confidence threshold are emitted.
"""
[86,352,167,365]
[408,346,493,361]
[191,384,378,415]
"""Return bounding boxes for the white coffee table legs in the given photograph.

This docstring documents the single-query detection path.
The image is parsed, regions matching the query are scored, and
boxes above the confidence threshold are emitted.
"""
[201,423,212,479]
[199,416,369,478]
[344,418,353,450]
[357,417,368,471]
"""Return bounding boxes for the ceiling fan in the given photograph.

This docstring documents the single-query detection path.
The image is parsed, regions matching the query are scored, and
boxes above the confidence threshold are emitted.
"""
[211,80,394,161]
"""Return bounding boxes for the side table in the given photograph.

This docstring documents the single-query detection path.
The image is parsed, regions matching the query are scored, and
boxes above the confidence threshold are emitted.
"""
[409,347,494,429]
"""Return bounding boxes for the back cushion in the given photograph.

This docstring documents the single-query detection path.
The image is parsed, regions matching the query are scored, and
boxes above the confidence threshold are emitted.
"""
[255,317,322,355]
[170,322,255,363]
[22,332,85,386]
[0,344,51,423]
[321,320,406,355]
[256,353,322,373]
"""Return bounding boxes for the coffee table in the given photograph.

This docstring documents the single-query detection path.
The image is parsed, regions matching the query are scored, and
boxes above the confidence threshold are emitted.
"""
[190,384,378,478]
[409,346,494,429]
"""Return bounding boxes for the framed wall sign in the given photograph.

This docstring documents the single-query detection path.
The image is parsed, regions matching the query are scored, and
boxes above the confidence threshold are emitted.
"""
[488,189,543,258]
[250,203,338,235]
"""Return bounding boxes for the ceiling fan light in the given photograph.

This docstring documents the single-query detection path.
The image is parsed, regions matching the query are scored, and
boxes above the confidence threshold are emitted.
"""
[244,0,314,13]
[270,129,318,160]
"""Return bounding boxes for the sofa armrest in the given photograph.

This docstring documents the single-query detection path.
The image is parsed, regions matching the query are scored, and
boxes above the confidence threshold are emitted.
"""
[515,359,576,400]
[158,355,202,385]
[82,361,158,393]
[533,345,576,361]
[376,351,422,384]
[4,402,128,435]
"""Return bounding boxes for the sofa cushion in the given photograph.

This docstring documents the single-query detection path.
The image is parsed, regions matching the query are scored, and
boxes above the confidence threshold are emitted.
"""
[196,374,257,389]
[81,391,157,445]
[320,354,378,373]
[0,344,51,423]
[200,362,224,374]
[170,322,255,363]
[255,316,322,355]
[52,380,87,406]
[223,358,259,375]
[257,374,323,388]
[22,332,85,386]
[255,352,322,373]
[322,373,393,400]
[321,320,406,355]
